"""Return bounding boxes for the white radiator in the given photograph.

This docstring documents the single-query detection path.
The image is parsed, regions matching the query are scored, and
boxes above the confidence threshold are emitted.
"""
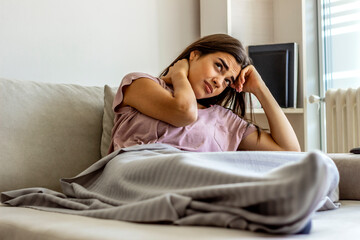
[326,88,360,153]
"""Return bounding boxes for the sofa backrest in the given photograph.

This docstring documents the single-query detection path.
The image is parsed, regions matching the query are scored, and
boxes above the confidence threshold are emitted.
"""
[0,78,104,192]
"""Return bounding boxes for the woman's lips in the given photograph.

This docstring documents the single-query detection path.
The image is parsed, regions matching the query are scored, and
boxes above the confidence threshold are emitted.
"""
[204,80,213,94]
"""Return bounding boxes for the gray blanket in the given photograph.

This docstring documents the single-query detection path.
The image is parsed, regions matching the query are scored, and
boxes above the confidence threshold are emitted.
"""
[1,144,339,234]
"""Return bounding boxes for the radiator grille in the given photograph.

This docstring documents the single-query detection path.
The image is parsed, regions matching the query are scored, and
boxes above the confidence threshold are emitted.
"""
[326,88,360,153]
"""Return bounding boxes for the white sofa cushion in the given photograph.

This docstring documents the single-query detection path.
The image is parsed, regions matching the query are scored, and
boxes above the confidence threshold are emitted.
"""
[0,78,104,192]
[2,201,360,240]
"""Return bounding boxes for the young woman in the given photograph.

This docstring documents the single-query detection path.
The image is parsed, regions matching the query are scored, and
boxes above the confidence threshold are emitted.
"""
[109,34,301,153]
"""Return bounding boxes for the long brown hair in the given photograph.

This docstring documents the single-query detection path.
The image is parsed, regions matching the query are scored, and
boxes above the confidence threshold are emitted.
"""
[160,34,259,134]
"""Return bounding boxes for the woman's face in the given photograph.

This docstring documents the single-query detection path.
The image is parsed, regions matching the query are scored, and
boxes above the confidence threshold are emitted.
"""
[188,51,241,99]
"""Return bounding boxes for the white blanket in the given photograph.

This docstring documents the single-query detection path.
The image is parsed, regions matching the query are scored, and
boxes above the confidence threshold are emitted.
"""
[1,144,339,234]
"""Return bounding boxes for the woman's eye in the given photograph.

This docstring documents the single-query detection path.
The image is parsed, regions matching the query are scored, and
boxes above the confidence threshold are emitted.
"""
[225,79,231,86]
[215,63,222,71]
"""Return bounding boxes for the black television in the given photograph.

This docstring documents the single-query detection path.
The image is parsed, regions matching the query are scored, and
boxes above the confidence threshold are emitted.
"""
[248,43,298,108]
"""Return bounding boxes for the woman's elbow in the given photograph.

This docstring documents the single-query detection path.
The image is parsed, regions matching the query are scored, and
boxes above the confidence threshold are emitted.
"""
[171,103,198,127]
[281,145,301,152]
[292,146,302,152]
[288,147,301,152]
[289,141,301,152]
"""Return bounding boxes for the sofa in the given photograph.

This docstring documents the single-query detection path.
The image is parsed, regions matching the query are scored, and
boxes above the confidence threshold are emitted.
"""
[1,77,360,240]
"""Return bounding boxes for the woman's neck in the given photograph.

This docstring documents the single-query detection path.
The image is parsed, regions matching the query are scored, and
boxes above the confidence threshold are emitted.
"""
[197,103,207,109]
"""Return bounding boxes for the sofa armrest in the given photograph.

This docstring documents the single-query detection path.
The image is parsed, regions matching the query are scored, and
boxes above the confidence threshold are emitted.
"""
[328,153,360,200]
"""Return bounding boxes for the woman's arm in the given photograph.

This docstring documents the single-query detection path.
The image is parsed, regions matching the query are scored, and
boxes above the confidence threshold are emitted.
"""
[237,65,301,152]
[122,59,198,127]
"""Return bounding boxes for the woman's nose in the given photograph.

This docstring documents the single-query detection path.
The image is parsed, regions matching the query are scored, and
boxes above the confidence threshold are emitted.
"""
[212,77,223,88]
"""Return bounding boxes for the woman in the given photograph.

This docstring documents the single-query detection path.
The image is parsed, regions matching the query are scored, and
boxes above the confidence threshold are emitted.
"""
[109,34,301,153]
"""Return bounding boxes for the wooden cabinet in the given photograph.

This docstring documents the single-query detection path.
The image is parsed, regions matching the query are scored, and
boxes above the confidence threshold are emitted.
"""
[200,0,321,151]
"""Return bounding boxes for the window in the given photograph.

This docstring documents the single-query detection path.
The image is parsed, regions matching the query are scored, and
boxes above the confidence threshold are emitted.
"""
[320,0,360,91]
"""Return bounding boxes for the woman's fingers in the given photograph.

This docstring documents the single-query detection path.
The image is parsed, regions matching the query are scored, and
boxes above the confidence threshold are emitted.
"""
[172,59,190,76]
[231,78,243,92]
[240,65,251,80]
[232,65,251,92]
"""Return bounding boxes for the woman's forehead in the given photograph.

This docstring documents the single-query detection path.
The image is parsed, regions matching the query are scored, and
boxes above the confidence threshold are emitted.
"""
[212,52,241,76]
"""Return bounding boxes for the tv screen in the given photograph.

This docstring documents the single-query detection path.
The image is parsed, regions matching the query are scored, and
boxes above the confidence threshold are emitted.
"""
[248,43,298,108]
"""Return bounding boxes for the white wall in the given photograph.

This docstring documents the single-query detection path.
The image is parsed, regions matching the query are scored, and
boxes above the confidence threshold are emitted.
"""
[231,0,274,47]
[200,0,230,37]
[0,0,200,86]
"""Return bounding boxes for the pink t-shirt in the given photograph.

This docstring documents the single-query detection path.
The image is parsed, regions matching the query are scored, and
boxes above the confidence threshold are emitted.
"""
[110,72,256,152]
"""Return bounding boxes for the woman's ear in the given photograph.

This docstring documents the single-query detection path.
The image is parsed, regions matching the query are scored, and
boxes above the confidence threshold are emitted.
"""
[189,50,200,62]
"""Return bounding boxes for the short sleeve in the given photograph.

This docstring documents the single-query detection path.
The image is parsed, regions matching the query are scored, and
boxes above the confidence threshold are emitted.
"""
[212,105,258,151]
[217,105,257,142]
[242,122,257,140]
[112,72,167,113]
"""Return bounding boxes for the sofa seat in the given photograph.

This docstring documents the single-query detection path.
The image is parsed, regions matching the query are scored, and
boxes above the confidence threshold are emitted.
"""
[1,78,360,239]
[1,201,360,240]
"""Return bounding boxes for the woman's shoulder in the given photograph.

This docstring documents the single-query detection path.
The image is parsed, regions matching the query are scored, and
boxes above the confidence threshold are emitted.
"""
[123,72,156,79]
[210,105,250,124]
[211,105,256,136]
[113,72,171,112]
[126,72,172,91]
[122,72,170,90]
[123,72,162,84]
